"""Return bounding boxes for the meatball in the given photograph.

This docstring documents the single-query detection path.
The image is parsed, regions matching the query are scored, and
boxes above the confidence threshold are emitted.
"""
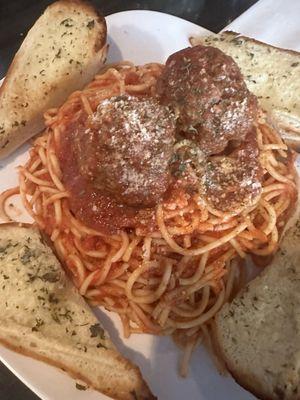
[157,45,258,155]
[73,95,176,208]
[202,129,262,212]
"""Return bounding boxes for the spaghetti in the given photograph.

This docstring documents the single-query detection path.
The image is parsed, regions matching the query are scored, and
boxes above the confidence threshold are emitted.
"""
[1,62,297,376]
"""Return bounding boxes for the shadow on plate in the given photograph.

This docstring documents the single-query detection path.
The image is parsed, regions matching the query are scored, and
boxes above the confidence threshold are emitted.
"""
[93,307,153,383]
[106,35,123,64]
[92,304,255,399]
[148,334,256,400]
[0,141,30,170]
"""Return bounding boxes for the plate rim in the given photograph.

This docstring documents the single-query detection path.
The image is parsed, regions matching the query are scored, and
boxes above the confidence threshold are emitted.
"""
[0,9,215,400]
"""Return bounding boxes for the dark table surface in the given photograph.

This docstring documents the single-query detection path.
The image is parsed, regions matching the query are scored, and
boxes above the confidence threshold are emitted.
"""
[0,0,257,398]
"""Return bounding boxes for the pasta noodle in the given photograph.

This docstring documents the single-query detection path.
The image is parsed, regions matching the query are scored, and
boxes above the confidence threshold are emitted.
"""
[1,62,297,375]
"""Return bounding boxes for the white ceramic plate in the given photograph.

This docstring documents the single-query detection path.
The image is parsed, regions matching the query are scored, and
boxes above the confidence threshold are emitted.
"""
[0,10,259,400]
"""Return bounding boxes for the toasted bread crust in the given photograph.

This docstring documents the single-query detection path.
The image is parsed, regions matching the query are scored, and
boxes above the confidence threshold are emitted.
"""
[215,215,300,400]
[0,0,107,159]
[46,0,108,52]
[0,223,156,400]
[215,309,272,400]
[223,30,300,57]
[191,31,300,151]
[0,336,155,400]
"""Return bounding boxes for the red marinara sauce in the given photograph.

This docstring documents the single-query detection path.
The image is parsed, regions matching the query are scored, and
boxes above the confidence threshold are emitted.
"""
[57,95,176,235]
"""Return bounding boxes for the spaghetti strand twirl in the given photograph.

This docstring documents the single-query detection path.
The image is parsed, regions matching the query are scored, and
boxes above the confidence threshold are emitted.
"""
[2,63,297,375]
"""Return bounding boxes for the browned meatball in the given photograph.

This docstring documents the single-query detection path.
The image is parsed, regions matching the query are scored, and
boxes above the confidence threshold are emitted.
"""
[202,129,263,212]
[72,95,176,208]
[169,130,262,213]
[157,45,258,155]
